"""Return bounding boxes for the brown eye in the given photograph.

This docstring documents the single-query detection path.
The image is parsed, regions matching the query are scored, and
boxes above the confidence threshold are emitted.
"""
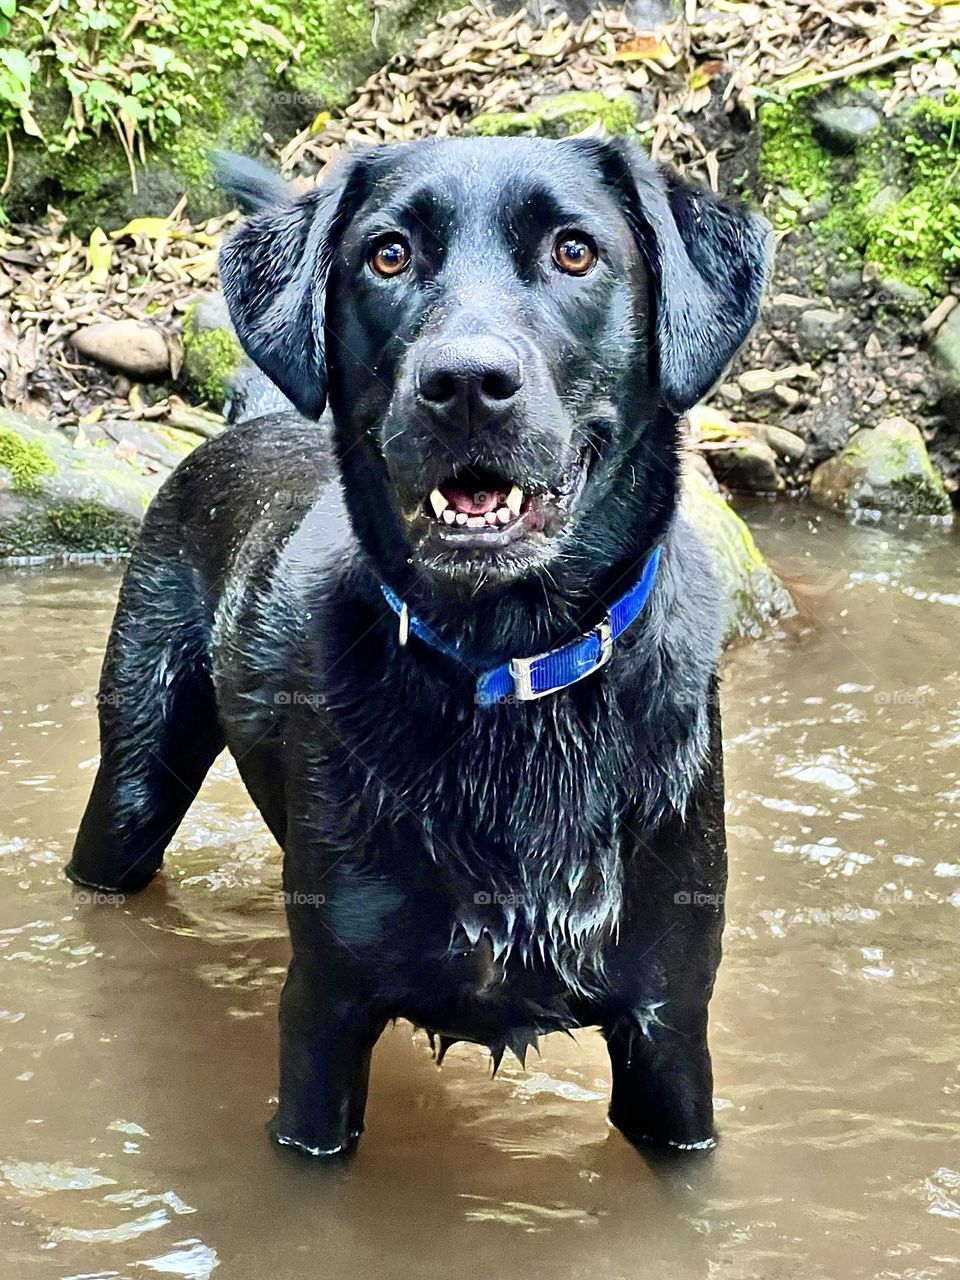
[370,235,411,278]
[553,231,598,276]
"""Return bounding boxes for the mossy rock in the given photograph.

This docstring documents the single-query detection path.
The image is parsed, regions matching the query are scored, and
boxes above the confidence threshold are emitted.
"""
[758,87,960,298]
[682,467,795,644]
[0,409,188,561]
[467,92,638,140]
[182,297,244,409]
[2,0,465,230]
[809,416,953,519]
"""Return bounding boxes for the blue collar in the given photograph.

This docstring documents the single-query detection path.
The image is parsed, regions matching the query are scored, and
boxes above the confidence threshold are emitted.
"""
[379,546,662,708]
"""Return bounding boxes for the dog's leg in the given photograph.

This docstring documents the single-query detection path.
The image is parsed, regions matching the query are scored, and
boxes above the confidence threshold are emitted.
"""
[271,959,384,1157]
[66,552,224,892]
[608,690,726,1152]
[604,998,716,1151]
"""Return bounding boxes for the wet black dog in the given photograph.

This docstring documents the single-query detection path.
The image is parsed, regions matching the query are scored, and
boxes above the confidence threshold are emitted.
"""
[67,137,770,1157]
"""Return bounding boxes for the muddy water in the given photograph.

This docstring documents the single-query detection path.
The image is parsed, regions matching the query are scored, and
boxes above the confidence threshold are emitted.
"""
[0,505,958,1280]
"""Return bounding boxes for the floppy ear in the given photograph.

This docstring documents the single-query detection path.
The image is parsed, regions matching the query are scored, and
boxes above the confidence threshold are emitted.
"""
[216,153,368,419]
[585,138,772,414]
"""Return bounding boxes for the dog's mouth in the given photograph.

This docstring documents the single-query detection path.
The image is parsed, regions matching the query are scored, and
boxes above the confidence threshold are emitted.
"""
[415,459,589,550]
[425,468,526,530]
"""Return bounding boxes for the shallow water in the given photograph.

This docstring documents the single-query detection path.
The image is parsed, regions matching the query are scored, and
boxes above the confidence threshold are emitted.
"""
[0,503,958,1280]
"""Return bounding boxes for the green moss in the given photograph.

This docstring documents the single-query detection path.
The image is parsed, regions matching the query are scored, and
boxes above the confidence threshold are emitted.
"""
[0,427,56,494]
[3,0,463,226]
[0,500,136,559]
[760,88,960,297]
[758,92,834,202]
[468,92,637,141]
[468,110,541,138]
[43,500,138,553]
[537,92,637,137]
[181,303,243,406]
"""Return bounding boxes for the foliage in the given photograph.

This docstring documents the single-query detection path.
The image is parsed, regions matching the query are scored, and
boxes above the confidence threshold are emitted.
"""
[0,425,56,494]
[760,84,960,296]
[0,0,362,210]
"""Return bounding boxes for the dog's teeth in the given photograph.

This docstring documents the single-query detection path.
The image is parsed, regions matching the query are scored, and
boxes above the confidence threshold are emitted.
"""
[484,510,498,525]
[467,515,485,528]
[496,506,511,524]
[506,485,523,516]
[429,489,448,518]
[442,508,456,524]
[455,512,468,525]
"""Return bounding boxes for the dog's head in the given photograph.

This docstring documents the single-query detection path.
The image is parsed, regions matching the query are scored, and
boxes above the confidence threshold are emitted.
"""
[219,138,770,598]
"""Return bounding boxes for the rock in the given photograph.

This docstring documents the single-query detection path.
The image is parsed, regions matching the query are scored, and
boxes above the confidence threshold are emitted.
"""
[742,422,807,463]
[828,269,864,300]
[705,437,782,494]
[226,364,296,425]
[797,194,832,224]
[685,450,719,490]
[797,308,846,358]
[682,467,795,644]
[864,184,903,220]
[71,320,170,379]
[181,297,244,408]
[812,105,882,151]
[717,381,743,407]
[0,408,191,561]
[873,277,927,311]
[468,91,637,139]
[931,305,960,397]
[773,384,801,409]
[738,363,814,395]
[921,295,958,337]
[809,416,953,519]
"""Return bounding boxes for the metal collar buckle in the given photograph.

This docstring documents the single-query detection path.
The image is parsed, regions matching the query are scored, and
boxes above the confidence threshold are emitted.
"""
[508,617,614,702]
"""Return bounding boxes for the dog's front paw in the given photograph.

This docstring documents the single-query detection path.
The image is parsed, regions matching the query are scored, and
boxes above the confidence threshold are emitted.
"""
[608,1109,717,1154]
[269,1116,363,1159]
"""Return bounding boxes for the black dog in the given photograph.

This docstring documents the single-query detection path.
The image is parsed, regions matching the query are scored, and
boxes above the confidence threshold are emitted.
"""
[67,137,770,1157]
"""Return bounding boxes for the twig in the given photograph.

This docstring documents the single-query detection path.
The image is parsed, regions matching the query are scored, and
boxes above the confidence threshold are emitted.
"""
[1,131,13,198]
[770,34,951,95]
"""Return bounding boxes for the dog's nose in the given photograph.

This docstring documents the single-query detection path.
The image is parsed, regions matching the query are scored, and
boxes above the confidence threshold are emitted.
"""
[417,337,523,423]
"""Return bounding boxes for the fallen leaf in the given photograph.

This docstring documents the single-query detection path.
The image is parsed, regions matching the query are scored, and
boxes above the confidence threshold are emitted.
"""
[87,228,112,285]
[615,35,673,63]
[109,218,176,242]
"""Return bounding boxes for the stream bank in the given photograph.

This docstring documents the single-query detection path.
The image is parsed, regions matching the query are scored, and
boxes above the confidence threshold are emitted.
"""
[1,2,958,631]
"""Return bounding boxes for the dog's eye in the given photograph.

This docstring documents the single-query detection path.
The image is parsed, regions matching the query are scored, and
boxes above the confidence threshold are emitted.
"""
[369,235,411,278]
[552,232,598,277]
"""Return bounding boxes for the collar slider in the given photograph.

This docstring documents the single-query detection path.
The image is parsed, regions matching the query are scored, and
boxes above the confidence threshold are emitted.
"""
[508,615,613,702]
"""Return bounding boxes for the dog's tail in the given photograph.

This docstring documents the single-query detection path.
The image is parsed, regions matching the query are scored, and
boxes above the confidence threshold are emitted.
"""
[211,151,291,214]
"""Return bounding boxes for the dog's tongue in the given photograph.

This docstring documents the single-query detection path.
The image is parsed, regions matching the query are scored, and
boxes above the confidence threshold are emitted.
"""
[442,485,502,516]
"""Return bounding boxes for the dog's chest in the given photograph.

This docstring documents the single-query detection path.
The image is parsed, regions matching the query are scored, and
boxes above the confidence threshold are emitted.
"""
[351,688,636,987]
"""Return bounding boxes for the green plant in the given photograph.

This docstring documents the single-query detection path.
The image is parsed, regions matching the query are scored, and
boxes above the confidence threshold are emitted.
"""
[0,0,16,40]
[760,85,960,296]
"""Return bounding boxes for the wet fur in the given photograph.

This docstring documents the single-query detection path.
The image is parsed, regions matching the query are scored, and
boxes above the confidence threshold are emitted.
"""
[68,137,769,1157]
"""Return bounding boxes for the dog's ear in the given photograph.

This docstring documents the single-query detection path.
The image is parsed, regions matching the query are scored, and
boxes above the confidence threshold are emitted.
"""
[582,138,772,414]
[216,153,368,419]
